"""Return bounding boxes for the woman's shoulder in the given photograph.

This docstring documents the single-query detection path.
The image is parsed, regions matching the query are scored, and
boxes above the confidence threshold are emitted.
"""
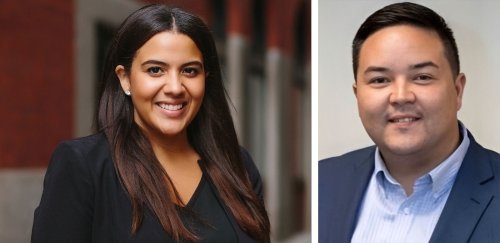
[34,133,116,242]
[239,147,259,175]
[239,147,264,197]
[49,132,114,176]
[55,133,111,158]
[57,133,109,153]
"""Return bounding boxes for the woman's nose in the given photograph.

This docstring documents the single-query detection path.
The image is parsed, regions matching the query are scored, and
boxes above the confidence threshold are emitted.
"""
[162,73,184,95]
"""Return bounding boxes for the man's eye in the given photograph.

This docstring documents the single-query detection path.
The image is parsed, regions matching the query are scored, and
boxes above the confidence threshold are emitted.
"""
[415,75,432,81]
[370,78,389,84]
[147,67,162,74]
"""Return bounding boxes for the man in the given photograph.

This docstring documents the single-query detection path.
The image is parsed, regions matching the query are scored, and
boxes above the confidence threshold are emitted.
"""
[319,2,500,243]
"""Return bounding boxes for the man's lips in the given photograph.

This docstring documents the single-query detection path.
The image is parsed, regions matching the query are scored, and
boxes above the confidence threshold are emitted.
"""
[388,115,421,123]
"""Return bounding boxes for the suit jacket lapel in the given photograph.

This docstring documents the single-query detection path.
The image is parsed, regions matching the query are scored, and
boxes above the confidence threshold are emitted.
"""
[430,134,495,243]
[333,148,375,242]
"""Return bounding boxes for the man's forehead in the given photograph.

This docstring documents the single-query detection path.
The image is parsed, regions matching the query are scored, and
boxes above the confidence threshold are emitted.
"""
[362,24,441,46]
[360,26,444,59]
[356,25,452,77]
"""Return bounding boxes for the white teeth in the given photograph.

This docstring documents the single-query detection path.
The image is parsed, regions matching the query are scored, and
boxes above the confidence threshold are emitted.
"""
[394,117,416,123]
[159,103,183,111]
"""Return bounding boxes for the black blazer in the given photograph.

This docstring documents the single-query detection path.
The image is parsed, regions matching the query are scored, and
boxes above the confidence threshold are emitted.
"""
[32,133,263,243]
[319,132,500,243]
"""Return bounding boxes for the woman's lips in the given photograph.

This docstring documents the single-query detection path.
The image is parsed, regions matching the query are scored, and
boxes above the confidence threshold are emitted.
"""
[156,102,187,118]
[158,103,185,111]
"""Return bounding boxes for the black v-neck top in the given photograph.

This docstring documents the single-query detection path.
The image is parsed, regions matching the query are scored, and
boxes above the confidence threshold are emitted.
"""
[31,133,263,243]
[177,173,237,243]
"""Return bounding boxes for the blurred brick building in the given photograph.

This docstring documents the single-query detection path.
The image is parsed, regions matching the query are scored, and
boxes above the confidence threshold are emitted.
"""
[0,0,310,242]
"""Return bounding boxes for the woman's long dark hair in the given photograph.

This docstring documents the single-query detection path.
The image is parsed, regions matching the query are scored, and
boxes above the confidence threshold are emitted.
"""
[96,4,270,242]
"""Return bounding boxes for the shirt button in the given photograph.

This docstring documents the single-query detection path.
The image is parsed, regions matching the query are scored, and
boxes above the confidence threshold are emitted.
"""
[403,208,410,215]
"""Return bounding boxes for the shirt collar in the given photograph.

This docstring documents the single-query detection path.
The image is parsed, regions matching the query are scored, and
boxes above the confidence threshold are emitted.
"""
[374,121,470,197]
[428,122,469,196]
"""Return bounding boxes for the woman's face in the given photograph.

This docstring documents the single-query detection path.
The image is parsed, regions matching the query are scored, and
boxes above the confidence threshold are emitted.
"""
[116,31,205,142]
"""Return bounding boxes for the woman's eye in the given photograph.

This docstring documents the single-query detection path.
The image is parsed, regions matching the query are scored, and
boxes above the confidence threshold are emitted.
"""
[147,67,162,75]
[182,67,200,77]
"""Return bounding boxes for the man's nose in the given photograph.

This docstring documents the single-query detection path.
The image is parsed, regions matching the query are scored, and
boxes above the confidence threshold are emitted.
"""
[389,78,416,105]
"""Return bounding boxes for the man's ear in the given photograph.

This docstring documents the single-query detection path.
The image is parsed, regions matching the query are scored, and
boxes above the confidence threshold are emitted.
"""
[115,65,131,94]
[455,73,466,111]
[352,82,358,97]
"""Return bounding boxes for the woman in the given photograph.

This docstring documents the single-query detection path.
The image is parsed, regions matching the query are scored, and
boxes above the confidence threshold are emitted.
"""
[32,4,270,243]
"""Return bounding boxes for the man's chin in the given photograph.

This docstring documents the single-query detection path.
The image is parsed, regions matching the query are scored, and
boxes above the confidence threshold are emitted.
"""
[380,140,424,157]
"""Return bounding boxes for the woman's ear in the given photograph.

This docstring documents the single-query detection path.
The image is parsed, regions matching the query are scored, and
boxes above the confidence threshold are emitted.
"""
[115,65,131,95]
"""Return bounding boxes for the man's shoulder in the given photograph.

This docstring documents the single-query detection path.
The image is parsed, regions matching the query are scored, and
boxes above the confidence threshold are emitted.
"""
[477,143,500,161]
[318,146,377,240]
[480,146,500,164]
[467,135,500,170]
[319,145,376,169]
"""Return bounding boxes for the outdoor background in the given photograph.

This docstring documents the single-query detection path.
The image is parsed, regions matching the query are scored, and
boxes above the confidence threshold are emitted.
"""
[0,0,311,242]
[319,0,500,159]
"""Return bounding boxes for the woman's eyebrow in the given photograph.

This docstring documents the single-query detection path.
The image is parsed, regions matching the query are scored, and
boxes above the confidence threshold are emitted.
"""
[141,59,167,66]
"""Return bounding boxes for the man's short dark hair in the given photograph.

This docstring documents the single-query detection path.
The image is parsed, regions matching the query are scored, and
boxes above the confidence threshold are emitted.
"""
[352,2,460,79]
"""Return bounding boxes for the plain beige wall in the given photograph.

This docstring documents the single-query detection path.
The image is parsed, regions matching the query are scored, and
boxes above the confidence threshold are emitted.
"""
[319,0,500,159]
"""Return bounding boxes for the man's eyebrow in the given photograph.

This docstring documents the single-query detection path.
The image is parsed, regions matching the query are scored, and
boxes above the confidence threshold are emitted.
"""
[364,66,389,74]
[363,61,439,74]
[410,61,439,70]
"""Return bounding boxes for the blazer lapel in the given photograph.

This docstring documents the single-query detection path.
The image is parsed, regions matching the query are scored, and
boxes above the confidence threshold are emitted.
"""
[332,148,375,242]
[429,134,495,243]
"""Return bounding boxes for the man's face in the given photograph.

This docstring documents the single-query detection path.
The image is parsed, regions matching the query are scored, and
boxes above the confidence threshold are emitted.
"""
[354,25,465,161]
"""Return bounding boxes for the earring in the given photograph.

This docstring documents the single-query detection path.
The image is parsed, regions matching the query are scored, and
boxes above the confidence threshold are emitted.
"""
[125,90,131,96]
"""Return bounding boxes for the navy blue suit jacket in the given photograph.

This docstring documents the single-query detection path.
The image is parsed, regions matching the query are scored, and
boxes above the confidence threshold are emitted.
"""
[319,132,500,243]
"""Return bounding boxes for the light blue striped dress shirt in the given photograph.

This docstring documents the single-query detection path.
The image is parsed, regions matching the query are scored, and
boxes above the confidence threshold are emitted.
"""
[351,124,470,243]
